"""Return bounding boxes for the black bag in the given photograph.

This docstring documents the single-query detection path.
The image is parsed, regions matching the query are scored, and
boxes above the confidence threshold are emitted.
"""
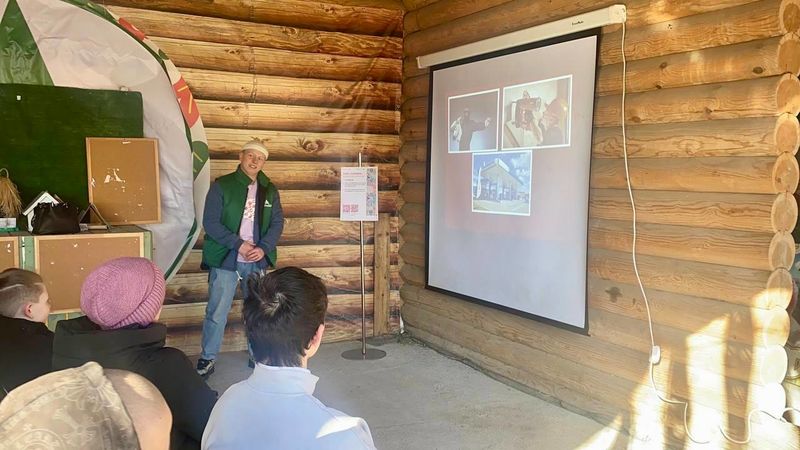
[31,202,80,235]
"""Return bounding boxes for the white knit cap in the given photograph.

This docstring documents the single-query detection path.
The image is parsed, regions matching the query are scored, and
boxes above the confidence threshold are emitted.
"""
[242,140,269,159]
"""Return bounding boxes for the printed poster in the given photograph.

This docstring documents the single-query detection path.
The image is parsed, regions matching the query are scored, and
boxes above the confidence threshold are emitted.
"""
[340,166,378,222]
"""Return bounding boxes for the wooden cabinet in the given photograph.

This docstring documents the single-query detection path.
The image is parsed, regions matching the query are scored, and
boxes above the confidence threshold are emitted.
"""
[1,226,152,312]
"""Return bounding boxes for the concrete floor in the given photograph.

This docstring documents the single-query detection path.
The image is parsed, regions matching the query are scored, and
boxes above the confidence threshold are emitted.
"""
[203,338,633,450]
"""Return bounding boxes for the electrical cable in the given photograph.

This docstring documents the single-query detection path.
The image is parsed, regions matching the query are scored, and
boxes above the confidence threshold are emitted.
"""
[618,19,800,445]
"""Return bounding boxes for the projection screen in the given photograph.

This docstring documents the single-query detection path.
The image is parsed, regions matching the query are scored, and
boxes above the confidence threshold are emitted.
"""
[426,30,600,332]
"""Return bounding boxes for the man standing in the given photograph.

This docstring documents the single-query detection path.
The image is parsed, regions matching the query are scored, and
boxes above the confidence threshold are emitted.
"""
[451,108,492,151]
[196,140,284,378]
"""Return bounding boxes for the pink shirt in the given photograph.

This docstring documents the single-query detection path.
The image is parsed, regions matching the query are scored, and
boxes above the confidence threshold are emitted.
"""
[237,181,258,263]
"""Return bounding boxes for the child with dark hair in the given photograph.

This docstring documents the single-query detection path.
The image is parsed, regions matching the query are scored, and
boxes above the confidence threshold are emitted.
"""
[0,268,53,397]
[52,257,217,450]
[202,267,376,450]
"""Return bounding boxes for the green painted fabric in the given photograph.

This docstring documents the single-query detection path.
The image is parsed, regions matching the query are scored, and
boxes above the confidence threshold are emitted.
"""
[0,0,53,84]
[0,83,143,210]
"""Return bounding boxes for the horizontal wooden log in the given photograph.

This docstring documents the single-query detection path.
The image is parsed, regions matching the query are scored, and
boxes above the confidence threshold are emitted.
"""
[402,55,428,80]
[403,0,759,36]
[597,75,800,127]
[400,202,425,225]
[400,118,427,141]
[401,97,428,123]
[325,1,404,9]
[587,218,787,271]
[399,223,425,245]
[785,379,800,426]
[280,190,397,217]
[206,128,399,163]
[399,241,425,267]
[584,305,789,386]
[182,68,400,110]
[179,243,400,273]
[597,34,800,96]
[592,115,800,158]
[590,155,799,194]
[194,217,398,247]
[770,231,796,270]
[588,248,790,310]
[210,160,399,190]
[400,161,426,183]
[772,191,799,232]
[587,276,789,346]
[109,6,402,58]
[196,99,399,134]
[401,289,787,419]
[404,0,790,59]
[167,266,401,301]
[399,261,425,286]
[403,0,511,35]
[402,74,428,101]
[589,189,796,233]
[400,140,428,163]
[153,37,401,83]
[402,0,438,10]
[600,0,798,66]
[400,182,426,204]
[104,0,403,37]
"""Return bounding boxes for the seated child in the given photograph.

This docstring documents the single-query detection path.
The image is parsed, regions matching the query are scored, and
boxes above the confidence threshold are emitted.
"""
[52,257,217,450]
[202,267,376,450]
[0,268,52,397]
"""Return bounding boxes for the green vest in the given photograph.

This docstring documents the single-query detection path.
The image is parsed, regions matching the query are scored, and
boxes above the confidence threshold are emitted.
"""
[202,167,277,268]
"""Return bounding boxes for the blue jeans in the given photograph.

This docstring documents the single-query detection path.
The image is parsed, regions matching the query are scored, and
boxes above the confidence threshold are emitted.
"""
[200,262,260,361]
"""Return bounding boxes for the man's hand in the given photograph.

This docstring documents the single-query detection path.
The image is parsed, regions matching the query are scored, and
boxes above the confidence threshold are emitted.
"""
[238,241,256,258]
[246,247,265,262]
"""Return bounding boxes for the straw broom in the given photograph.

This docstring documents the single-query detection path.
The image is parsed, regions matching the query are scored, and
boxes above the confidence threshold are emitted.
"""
[0,168,22,217]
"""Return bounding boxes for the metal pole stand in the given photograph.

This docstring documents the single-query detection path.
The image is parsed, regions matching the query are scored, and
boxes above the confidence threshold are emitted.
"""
[342,153,386,361]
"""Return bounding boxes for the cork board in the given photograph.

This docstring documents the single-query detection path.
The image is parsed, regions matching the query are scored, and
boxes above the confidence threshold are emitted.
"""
[86,137,160,224]
[34,233,144,311]
[0,237,19,271]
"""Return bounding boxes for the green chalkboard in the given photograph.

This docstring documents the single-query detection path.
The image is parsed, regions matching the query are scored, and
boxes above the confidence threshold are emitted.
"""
[0,83,144,210]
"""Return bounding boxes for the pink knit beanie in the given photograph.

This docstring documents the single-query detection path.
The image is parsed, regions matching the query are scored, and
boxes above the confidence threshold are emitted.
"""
[80,257,166,330]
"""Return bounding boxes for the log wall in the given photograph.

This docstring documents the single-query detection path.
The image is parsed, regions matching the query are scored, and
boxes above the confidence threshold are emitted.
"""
[108,0,403,353]
[400,0,800,447]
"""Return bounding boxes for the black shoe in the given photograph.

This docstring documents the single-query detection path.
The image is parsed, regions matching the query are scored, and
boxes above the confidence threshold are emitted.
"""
[248,358,255,369]
[196,358,215,378]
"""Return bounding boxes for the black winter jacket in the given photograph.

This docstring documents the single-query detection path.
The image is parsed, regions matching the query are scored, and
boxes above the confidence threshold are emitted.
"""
[52,316,217,450]
[0,315,53,398]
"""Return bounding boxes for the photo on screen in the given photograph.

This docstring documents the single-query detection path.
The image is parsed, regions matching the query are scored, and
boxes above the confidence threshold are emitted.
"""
[472,151,532,216]
[502,76,572,150]
[447,89,499,153]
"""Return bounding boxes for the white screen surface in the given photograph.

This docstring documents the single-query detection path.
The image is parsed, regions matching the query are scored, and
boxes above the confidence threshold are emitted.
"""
[427,33,599,330]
